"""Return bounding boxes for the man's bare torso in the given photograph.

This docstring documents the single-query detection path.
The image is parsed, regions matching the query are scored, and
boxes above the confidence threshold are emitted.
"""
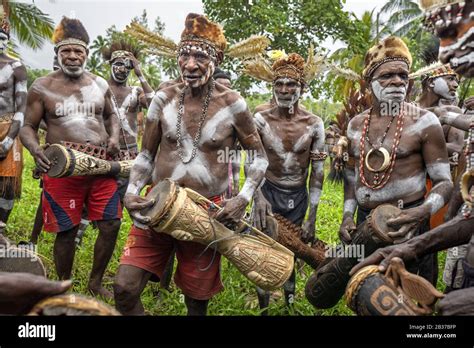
[151,82,248,197]
[31,71,110,146]
[0,58,22,114]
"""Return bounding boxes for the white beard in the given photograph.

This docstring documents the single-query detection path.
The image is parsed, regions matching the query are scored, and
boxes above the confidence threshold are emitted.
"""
[182,61,215,88]
[59,57,86,78]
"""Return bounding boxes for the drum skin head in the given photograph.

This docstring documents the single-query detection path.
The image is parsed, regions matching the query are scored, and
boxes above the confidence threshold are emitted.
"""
[141,179,176,225]
[29,294,120,316]
[43,144,71,178]
[370,204,401,243]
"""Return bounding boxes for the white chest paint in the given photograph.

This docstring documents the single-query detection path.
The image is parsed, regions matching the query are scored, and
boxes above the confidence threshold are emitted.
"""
[0,64,13,85]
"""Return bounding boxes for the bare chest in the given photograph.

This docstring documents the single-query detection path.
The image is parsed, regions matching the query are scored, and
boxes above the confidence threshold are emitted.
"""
[261,118,313,155]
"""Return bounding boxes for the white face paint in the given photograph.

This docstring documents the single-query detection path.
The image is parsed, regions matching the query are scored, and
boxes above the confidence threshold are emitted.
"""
[0,33,8,53]
[371,80,407,103]
[273,78,301,110]
[432,77,456,101]
[58,55,86,78]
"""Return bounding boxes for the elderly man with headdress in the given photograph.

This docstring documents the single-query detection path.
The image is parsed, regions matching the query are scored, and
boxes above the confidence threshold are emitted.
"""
[339,36,453,286]
[351,0,474,315]
[20,17,122,298]
[0,9,27,225]
[246,52,325,311]
[101,39,154,202]
[113,13,268,316]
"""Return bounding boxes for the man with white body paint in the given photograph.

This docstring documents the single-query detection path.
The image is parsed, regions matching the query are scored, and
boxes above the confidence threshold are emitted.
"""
[114,13,268,316]
[252,53,326,311]
[340,37,453,285]
[20,17,121,299]
[0,18,27,224]
[102,39,154,202]
[351,1,474,315]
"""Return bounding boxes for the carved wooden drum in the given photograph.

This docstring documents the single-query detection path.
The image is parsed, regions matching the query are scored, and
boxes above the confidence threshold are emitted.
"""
[140,179,294,291]
[29,294,120,316]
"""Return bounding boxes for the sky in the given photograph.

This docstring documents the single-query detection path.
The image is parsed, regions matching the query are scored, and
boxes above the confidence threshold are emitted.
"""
[18,0,382,70]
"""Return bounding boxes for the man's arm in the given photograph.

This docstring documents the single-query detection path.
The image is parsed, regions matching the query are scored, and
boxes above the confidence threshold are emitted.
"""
[302,120,325,243]
[103,88,120,155]
[19,80,50,172]
[123,90,167,224]
[446,126,465,158]
[387,112,453,242]
[130,55,154,107]
[434,105,473,131]
[217,97,268,226]
[0,62,27,157]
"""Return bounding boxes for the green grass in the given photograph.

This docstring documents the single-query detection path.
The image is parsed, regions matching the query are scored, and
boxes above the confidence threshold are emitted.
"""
[5,150,446,315]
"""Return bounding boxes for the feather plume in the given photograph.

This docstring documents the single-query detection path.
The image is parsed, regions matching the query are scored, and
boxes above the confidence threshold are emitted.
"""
[409,61,444,79]
[125,21,178,55]
[227,35,270,59]
[242,57,274,82]
[303,44,328,82]
[327,63,361,81]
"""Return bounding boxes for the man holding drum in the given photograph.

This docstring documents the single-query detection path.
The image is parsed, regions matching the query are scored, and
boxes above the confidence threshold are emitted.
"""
[339,37,453,285]
[20,17,122,298]
[351,0,474,315]
[113,13,268,315]
[251,53,326,310]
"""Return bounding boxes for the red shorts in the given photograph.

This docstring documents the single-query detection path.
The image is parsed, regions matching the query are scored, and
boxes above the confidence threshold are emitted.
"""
[42,175,122,233]
[120,194,224,300]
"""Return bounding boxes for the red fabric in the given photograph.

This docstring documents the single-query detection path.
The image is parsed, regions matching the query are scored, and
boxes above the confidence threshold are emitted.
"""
[42,175,122,233]
[120,193,225,300]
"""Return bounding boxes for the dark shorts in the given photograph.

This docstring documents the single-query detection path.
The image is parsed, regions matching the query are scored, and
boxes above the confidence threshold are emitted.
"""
[261,180,308,226]
[42,175,122,233]
[120,194,224,300]
[357,198,438,286]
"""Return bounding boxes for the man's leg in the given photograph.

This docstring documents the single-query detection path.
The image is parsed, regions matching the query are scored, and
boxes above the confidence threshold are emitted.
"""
[0,177,15,224]
[53,226,80,279]
[88,219,120,298]
[184,296,208,316]
[114,264,152,315]
[256,287,271,315]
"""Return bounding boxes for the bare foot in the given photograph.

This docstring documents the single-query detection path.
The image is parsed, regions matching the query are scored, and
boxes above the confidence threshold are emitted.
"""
[88,285,113,300]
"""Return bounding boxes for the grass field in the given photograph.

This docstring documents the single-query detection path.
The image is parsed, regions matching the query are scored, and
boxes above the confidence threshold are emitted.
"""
[4,150,446,316]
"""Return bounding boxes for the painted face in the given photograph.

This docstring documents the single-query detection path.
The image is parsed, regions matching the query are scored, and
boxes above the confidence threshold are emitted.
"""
[111,58,131,83]
[178,47,215,88]
[57,44,88,78]
[431,74,459,100]
[273,77,302,109]
[370,60,409,103]
[427,2,474,77]
[0,32,8,52]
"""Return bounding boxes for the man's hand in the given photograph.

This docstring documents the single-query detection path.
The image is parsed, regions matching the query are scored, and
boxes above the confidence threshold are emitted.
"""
[432,105,462,124]
[216,195,248,228]
[129,55,143,78]
[124,194,155,225]
[349,243,417,276]
[107,137,120,156]
[253,191,272,231]
[437,288,474,315]
[302,220,316,244]
[0,272,71,315]
[339,215,356,244]
[464,96,474,111]
[32,144,51,173]
[386,206,429,244]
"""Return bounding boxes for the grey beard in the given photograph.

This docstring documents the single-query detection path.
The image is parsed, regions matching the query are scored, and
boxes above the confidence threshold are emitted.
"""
[274,89,301,112]
[59,59,86,78]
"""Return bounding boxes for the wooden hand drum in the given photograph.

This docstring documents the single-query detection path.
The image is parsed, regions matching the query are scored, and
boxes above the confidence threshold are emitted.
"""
[305,204,398,309]
[44,144,133,178]
[29,294,120,316]
[140,179,294,291]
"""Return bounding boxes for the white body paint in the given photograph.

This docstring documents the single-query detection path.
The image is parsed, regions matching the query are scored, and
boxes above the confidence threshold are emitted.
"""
[371,80,407,103]
[404,112,441,136]
[425,193,445,214]
[343,198,357,215]
[432,77,455,101]
[147,91,168,122]
[116,87,138,138]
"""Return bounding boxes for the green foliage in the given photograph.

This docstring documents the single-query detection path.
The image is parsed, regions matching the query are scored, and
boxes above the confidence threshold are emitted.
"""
[8,2,54,51]
[203,0,364,98]
[26,68,50,88]
[86,9,175,90]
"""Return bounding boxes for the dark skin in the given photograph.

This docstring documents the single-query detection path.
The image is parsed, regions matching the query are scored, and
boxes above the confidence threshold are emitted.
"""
[108,54,153,148]
[253,78,325,242]
[418,75,465,162]
[0,46,27,223]
[340,61,453,244]
[115,48,267,315]
[19,44,121,299]
[0,272,71,315]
